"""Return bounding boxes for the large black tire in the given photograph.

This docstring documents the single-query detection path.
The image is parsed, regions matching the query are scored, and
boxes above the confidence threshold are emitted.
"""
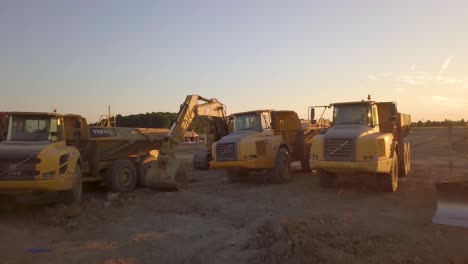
[226,169,248,182]
[193,150,211,170]
[399,141,411,177]
[318,170,337,188]
[271,148,292,184]
[377,150,399,192]
[61,164,82,204]
[301,143,312,172]
[406,142,411,174]
[106,159,137,192]
[137,155,156,187]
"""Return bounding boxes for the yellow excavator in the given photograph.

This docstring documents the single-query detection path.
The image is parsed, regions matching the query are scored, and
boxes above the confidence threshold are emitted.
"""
[140,94,229,189]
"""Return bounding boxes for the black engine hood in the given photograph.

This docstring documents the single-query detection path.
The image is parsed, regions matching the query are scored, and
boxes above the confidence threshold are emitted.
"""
[0,142,47,160]
[217,130,259,144]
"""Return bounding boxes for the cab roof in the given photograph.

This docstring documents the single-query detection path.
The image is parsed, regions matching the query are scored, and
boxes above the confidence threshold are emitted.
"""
[4,111,62,116]
[331,101,396,107]
[332,101,376,106]
[2,112,84,118]
[232,109,273,116]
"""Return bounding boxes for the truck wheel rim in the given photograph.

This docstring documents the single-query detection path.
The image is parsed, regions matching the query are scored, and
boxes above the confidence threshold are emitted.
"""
[119,168,133,187]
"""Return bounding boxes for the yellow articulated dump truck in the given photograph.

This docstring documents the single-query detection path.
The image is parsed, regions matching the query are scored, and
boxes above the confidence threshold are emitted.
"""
[0,111,169,204]
[0,95,229,204]
[309,97,411,192]
[210,110,328,183]
[0,95,227,203]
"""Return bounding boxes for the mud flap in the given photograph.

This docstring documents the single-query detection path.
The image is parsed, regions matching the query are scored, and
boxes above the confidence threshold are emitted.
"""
[140,159,188,191]
[433,181,468,228]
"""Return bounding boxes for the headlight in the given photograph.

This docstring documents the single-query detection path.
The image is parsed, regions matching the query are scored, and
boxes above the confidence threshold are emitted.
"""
[42,171,56,178]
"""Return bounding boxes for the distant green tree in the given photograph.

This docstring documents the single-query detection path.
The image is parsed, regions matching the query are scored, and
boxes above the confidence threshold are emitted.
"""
[107,112,176,128]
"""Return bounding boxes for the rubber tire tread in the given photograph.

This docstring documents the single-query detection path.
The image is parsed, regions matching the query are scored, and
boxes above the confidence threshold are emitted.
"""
[193,150,211,170]
[398,142,410,177]
[377,150,399,192]
[61,164,82,204]
[271,148,292,184]
[301,143,312,172]
[106,159,137,193]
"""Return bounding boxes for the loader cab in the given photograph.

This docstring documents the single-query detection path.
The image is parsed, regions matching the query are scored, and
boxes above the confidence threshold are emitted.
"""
[4,112,63,143]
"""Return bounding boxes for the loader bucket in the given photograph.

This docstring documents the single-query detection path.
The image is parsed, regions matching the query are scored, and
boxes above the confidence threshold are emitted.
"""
[140,159,188,191]
[433,181,468,228]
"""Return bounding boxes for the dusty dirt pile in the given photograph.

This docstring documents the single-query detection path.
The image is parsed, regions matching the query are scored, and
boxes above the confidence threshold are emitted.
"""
[243,218,428,264]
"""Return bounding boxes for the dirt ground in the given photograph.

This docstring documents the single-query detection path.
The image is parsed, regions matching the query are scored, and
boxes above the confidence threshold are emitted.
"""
[1,127,468,264]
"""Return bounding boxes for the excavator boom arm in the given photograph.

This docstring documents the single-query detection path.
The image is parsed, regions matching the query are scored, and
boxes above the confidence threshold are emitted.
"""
[144,95,228,189]
[166,95,226,142]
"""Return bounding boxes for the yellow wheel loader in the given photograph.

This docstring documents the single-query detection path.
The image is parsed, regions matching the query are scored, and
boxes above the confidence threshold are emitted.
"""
[209,110,327,183]
[309,97,411,192]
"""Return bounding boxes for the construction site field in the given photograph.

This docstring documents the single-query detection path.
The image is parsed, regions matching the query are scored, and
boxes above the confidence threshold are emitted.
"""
[1,127,468,264]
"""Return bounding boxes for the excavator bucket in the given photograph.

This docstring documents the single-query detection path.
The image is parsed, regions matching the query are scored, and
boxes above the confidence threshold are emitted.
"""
[139,159,188,191]
[433,181,468,228]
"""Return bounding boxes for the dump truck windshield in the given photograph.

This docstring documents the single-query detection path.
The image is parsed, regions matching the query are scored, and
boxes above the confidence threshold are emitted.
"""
[234,113,264,132]
[333,104,372,126]
[7,115,58,142]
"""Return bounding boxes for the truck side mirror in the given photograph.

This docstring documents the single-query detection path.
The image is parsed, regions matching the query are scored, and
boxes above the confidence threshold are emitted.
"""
[311,119,317,125]
[310,108,315,121]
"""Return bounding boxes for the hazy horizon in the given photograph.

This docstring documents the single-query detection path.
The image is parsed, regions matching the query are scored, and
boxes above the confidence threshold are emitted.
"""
[1,1,467,122]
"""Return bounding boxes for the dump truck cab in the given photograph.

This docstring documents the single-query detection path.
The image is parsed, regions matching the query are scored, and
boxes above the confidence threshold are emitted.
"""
[309,99,411,192]
[0,112,82,202]
[210,109,320,183]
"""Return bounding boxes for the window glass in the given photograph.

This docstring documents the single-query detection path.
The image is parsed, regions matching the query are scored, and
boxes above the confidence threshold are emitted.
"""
[333,104,372,126]
[234,113,263,131]
[7,115,56,141]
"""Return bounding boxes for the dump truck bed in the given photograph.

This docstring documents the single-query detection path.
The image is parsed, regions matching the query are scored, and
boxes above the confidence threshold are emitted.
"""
[87,127,169,161]
[398,113,411,136]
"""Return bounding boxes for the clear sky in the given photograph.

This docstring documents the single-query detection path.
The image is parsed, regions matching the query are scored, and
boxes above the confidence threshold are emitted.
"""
[1,0,467,122]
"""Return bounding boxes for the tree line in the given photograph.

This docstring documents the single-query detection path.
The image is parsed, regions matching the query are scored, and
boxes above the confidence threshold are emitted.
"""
[92,112,466,131]
[91,112,211,134]
[411,119,466,127]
